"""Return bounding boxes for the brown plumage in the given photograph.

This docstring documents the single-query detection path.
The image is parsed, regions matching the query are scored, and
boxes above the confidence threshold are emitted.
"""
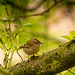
[19,39,43,56]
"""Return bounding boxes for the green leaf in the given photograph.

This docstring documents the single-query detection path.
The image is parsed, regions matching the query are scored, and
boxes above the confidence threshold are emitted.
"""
[0,10,2,16]
[7,49,13,52]
[25,56,30,59]
[69,30,75,39]
[7,42,12,48]
[14,46,18,51]
[2,36,8,43]
[7,16,14,20]
[23,23,33,28]
[1,21,6,26]
[0,46,3,50]
[18,32,30,44]
[7,48,17,52]
[0,24,5,31]
[17,19,22,26]
[19,32,30,38]
[61,35,71,40]
[12,19,22,26]
[15,25,19,28]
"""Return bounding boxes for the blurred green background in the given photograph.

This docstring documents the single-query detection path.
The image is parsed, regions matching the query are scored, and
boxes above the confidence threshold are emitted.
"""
[0,0,75,74]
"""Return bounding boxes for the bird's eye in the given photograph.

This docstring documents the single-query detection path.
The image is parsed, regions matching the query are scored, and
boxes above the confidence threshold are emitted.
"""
[36,42,38,44]
[24,44,26,46]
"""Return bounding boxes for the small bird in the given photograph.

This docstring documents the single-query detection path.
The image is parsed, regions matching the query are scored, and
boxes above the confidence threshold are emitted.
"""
[19,39,43,62]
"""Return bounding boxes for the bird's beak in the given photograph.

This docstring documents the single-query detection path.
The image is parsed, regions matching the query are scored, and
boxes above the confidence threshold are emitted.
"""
[19,46,25,49]
[40,42,43,44]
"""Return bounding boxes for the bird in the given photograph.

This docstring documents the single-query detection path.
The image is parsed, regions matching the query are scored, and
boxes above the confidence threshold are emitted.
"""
[19,39,43,62]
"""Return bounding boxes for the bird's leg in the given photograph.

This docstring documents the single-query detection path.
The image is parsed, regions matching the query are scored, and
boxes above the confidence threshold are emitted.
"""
[33,54,35,58]
[28,55,32,64]
[28,55,29,62]
[36,53,39,56]
[31,53,39,59]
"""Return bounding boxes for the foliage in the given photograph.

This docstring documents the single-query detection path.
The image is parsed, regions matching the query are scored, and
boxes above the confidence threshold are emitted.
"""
[0,19,33,68]
[61,30,75,40]
[0,0,74,75]
[0,0,61,69]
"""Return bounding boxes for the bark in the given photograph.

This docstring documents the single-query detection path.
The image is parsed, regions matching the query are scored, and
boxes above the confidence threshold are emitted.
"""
[9,39,75,75]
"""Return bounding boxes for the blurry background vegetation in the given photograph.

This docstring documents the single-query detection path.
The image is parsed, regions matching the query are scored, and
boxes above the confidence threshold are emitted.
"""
[0,0,75,75]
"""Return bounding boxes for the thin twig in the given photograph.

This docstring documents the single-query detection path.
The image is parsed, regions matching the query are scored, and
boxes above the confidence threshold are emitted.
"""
[12,0,64,19]
[1,0,11,31]
[1,0,12,68]
[4,0,11,32]
[17,49,23,61]
[14,33,18,40]
[54,0,57,4]
[6,0,44,12]
[68,69,75,75]
[0,0,64,22]
[1,0,5,6]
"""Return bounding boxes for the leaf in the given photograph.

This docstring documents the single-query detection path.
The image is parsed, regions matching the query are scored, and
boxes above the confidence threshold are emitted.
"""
[0,45,3,50]
[7,50,12,52]
[23,23,33,28]
[7,42,12,48]
[19,32,30,38]
[15,25,19,28]
[25,56,30,59]
[7,49,14,52]
[0,24,5,31]
[0,10,2,16]
[12,19,22,26]
[7,16,14,20]
[69,30,75,39]
[14,46,18,51]
[61,35,71,40]
[7,48,17,52]
[2,36,8,43]
[1,21,6,26]
[18,32,30,44]
[17,19,22,26]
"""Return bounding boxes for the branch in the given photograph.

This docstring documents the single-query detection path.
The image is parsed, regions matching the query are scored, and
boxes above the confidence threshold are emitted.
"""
[6,0,45,11]
[8,39,75,75]
[5,0,11,31]
[1,0,11,31]
[68,69,75,75]
[54,0,57,4]
[11,0,64,20]
[0,0,64,22]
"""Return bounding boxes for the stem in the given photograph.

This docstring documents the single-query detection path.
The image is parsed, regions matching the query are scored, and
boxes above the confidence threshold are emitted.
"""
[7,37,14,68]
[4,0,12,68]
[7,51,14,68]
[0,67,10,75]
[5,0,11,32]
[1,0,14,68]
[17,35,23,61]
[0,38,8,68]
[68,70,75,75]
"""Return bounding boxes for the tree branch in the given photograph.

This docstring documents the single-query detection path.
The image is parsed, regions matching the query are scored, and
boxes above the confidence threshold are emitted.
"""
[54,0,57,4]
[15,0,63,18]
[0,0,64,22]
[5,0,11,31]
[6,0,45,12]
[1,0,11,31]
[68,69,75,75]
[8,39,75,75]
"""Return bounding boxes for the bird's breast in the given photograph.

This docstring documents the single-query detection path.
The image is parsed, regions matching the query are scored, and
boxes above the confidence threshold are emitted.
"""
[23,45,40,55]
